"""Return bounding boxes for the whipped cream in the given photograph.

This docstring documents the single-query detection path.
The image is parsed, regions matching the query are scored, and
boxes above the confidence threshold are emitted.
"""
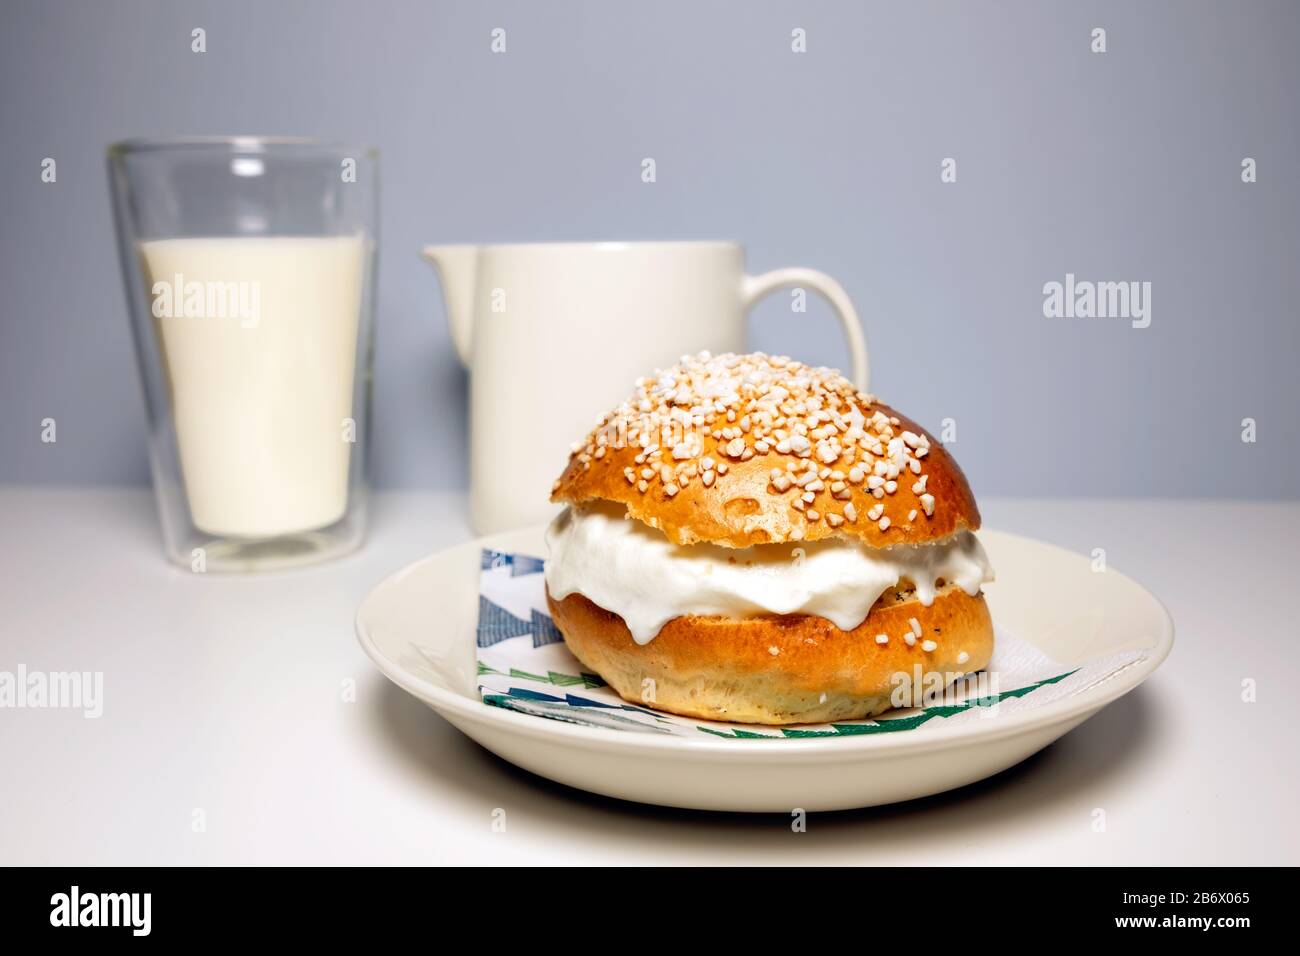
[544,502,994,644]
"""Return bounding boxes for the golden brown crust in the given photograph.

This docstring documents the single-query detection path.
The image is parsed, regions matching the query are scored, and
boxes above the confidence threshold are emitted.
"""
[552,379,980,550]
[546,584,994,725]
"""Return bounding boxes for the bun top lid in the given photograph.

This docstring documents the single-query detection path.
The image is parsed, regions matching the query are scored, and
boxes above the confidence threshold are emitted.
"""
[551,351,980,549]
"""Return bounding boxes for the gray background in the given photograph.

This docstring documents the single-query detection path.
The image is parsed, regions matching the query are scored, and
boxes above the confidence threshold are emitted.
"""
[2,0,1297,497]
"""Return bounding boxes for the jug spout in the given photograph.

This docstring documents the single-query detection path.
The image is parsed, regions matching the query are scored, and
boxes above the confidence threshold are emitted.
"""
[421,244,479,366]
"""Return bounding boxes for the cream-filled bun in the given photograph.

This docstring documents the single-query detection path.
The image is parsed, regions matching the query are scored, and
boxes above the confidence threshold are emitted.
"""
[545,352,994,725]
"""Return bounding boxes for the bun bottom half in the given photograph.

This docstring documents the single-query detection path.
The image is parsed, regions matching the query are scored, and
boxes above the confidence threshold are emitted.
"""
[545,585,993,725]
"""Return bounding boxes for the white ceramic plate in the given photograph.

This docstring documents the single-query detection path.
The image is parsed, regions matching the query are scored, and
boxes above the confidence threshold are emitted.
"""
[357,526,1173,812]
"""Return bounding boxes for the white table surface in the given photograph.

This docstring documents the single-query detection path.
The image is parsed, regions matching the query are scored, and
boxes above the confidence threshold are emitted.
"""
[0,487,1296,865]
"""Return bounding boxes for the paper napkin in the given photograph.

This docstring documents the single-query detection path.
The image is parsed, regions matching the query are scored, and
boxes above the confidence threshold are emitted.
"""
[476,548,1148,740]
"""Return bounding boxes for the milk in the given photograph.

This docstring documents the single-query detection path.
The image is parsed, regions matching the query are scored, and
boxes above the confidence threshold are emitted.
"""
[138,235,366,538]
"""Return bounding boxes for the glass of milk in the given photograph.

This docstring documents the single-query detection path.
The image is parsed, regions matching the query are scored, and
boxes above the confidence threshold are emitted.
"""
[108,137,377,571]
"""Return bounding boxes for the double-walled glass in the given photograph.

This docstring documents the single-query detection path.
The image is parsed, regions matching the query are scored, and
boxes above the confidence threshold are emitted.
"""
[109,137,377,571]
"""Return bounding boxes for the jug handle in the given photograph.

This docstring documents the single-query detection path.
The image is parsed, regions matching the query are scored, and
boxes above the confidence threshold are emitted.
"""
[740,268,869,391]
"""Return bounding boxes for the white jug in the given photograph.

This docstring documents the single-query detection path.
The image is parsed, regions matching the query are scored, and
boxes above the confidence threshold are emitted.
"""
[422,240,869,534]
